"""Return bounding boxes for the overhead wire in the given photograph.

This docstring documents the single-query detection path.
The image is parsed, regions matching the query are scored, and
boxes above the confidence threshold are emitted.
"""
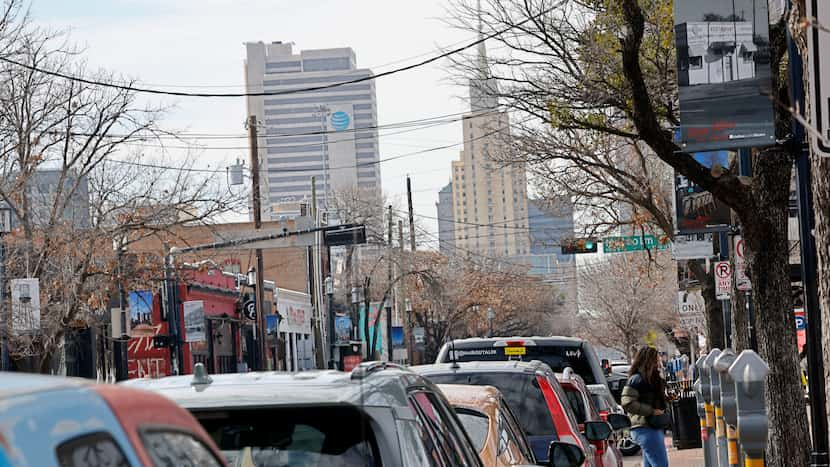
[0,5,559,98]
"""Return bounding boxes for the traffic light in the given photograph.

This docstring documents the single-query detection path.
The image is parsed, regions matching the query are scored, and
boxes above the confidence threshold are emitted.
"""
[561,237,598,254]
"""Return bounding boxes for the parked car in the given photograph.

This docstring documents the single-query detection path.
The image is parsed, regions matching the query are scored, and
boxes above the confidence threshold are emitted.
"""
[438,384,536,466]
[124,362,483,466]
[556,368,629,467]
[0,372,226,467]
[437,336,611,396]
[413,360,613,466]
[588,387,640,457]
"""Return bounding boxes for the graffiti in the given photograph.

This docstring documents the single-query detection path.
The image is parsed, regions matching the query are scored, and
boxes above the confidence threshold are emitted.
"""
[127,324,164,354]
[128,357,169,379]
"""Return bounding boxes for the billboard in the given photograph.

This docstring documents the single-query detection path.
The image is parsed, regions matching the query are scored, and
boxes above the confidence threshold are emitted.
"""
[128,290,155,337]
[674,151,733,233]
[674,0,775,152]
[183,300,205,343]
[334,315,352,344]
[11,278,40,332]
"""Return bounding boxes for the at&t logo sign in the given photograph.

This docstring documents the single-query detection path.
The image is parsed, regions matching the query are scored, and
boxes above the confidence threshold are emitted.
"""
[330,111,350,131]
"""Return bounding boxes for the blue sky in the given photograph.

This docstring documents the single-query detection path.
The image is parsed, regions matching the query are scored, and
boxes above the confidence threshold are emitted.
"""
[30,0,475,236]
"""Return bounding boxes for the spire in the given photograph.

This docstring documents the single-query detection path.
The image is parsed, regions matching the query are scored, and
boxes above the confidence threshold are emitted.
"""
[470,0,499,112]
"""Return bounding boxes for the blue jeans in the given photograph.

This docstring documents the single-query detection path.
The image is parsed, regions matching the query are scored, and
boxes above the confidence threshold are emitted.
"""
[631,427,669,467]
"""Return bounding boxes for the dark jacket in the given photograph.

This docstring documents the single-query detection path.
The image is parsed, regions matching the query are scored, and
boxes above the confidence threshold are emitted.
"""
[621,372,666,429]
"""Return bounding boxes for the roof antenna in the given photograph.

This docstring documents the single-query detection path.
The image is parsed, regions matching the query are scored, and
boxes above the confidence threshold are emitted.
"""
[449,330,460,369]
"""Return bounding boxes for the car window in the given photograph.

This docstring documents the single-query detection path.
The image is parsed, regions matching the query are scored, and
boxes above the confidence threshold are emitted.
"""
[591,394,608,411]
[409,391,477,467]
[56,432,130,467]
[445,343,598,384]
[396,418,437,467]
[194,406,380,466]
[141,430,222,467]
[423,372,557,437]
[499,400,534,462]
[454,408,489,452]
[563,387,587,424]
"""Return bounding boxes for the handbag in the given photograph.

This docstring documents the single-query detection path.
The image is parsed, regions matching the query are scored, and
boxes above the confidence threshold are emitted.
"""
[646,412,672,429]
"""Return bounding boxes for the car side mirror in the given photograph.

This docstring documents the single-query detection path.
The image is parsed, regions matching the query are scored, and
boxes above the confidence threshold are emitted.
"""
[606,413,631,431]
[583,421,613,441]
[548,441,586,467]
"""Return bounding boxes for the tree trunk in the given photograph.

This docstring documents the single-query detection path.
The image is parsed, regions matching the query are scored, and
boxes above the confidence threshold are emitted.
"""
[740,149,810,467]
[813,152,830,441]
[730,290,750,352]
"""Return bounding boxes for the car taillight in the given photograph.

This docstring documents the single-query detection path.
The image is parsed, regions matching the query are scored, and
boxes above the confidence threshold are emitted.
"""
[537,375,591,459]
[599,410,609,422]
[505,340,525,347]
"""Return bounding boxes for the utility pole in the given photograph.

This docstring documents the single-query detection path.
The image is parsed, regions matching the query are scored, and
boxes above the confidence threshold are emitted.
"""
[407,176,417,252]
[248,115,267,370]
[386,205,393,362]
[311,177,325,368]
[163,244,183,375]
[114,238,128,381]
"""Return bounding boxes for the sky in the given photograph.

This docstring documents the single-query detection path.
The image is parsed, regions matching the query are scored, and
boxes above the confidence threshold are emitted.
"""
[31,0,479,240]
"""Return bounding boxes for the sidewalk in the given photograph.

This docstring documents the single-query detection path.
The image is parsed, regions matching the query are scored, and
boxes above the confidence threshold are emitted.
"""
[623,436,705,467]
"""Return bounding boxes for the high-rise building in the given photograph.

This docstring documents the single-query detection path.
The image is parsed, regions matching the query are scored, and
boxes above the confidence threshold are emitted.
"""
[436,183,455,255]
[447,31,529,257]
[245,42,381,218]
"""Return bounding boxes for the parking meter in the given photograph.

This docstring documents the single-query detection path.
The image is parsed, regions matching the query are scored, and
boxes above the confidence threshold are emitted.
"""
[728,350,769,465]
[704,349,727,467]
[714,349,739,467]
[693,356,706,419]
[697,354,716,466]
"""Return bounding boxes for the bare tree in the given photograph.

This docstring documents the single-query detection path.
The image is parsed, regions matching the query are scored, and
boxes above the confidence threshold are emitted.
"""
[579,253,677,360]
[446,1,808,462]
[0,14,241,372]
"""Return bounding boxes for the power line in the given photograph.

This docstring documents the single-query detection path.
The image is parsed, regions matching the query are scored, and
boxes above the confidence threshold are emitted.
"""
[0,7,557,98]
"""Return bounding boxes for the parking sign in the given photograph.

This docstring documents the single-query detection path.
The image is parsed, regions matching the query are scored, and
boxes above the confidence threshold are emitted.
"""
[714,261,732,300]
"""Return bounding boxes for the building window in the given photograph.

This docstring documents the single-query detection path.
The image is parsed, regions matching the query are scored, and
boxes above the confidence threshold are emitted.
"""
[689,56,703,69]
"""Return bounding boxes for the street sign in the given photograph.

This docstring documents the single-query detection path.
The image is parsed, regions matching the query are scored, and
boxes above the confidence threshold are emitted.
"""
[678,289,705,315]
[672,233,714,260]
[680,314,705,330]
[714,261,732,300]
[242,299,256,321]
[602,235,670,253]
[807,0,830,157]
[734,236,751,291]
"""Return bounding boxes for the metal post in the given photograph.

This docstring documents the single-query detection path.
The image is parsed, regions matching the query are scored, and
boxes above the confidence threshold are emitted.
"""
[114,242,129,381]
[386,205,393,362]
[737,149,757,352]
[719,232,733,348]
[787,6,829,463]
[325,276,335,369]
[163,246,182,375]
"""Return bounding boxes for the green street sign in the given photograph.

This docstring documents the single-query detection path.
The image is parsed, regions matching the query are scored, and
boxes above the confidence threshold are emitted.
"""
[602,235,670,253]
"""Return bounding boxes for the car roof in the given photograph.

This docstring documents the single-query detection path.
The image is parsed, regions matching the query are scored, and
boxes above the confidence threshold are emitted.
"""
[0,372,88,398]
[122,364,428,410]
[438,384,501,412]
[445,336,587,347]
[412,360,552,375]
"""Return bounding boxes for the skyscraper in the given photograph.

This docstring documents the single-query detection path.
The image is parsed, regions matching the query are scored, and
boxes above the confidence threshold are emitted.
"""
[436,182,456,255]
[447,29,529,257]
[245,42,381,218]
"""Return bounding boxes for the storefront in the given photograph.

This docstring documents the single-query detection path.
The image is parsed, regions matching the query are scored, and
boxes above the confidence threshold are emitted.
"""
[275,287,314,371]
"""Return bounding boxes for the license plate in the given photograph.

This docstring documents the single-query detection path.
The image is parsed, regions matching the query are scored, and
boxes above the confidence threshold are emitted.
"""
[504,347,526,356]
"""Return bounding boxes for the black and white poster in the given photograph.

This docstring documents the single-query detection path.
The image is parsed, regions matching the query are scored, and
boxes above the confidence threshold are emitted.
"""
[674,0,775,152]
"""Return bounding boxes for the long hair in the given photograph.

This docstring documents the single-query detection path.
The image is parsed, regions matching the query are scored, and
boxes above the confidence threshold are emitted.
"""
[630,346,664,391]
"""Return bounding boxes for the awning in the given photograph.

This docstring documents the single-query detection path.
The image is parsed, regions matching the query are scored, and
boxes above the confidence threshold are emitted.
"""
[740,42,758,53]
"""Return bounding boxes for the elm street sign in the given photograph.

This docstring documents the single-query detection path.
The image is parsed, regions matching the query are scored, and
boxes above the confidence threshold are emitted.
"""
[602,235,670,253]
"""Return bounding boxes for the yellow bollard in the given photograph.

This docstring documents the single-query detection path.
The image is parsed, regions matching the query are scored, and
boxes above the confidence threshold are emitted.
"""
[744,457,764,467]
[727,425,739,467]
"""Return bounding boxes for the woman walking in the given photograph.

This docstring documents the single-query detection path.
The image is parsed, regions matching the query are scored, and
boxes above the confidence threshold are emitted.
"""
[621,346,670,467]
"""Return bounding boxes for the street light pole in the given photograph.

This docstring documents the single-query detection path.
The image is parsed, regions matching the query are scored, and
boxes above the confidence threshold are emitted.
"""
[325,276,336,369]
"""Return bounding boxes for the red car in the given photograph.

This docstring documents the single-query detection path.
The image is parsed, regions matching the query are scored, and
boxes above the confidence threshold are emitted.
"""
[0,372,226,466]
[557,368,630,467]
[414,359,613,466]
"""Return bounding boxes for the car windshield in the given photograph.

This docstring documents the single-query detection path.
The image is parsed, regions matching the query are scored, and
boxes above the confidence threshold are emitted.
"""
[423,372,557,437]
[445,344,597,384]
[454,408,489,452]
[193,405,380,467]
